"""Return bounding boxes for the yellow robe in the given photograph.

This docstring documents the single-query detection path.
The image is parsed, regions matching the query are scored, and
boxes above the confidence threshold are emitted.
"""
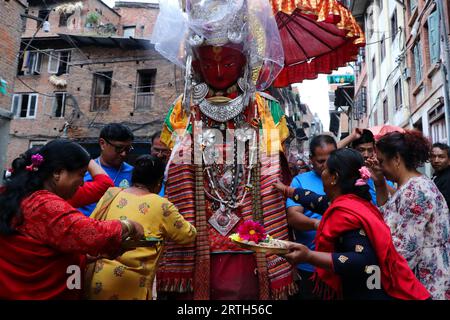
[87,192,196,300]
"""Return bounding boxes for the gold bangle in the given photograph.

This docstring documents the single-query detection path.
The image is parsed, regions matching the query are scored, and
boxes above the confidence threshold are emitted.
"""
[121,219,133,235]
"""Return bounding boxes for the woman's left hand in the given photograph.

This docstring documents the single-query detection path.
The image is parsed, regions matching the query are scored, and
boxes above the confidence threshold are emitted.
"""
[282,242,311,265]
[272,180,294,198]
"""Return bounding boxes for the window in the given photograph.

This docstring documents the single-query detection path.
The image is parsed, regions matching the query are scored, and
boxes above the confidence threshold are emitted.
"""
[353,86,367,120]
[371,56,376,79]
[123,26,136,38]
[428,11,440,65]
[391,9,398,42]
[11,93,38,118]
[394,81,403,110]
[37,9,50,29]
[367,11,374,38]
[29,140,47,148]
[359,47,365,63]
[430,118,447,143]
[21,8,28,32]
[48,50,71,75]
[92,72,113,111]
[59,13,70,27]
[383,98,388,123]
[18,51,42,75]
[380,35,386,62]
[378,0,383,12]
[410,0,417,13]
[135,69,156,110]
[413,40,423,83]
[373,109,378,126]
[52,92,67,117]
[428,103,446,142]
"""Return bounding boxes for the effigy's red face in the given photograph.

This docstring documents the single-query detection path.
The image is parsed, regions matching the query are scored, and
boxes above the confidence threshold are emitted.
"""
[193,45,246,91]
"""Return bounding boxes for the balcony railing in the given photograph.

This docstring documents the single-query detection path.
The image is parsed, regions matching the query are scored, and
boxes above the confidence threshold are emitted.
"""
[135,92,153,110]
[92,95,110,111]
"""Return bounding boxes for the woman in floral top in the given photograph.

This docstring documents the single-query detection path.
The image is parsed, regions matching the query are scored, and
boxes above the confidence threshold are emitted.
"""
[368,130,450,300]
[87,155,196,300]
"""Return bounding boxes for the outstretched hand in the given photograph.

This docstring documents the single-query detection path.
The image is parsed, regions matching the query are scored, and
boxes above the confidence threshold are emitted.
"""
[365,157,384,185]
[352,127,363,140]
[272,180,295,198]
[281,241,311,265]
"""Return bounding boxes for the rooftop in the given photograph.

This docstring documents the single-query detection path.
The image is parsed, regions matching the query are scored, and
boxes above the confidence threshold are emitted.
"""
[58,33,154,50]
[114,1,159,9]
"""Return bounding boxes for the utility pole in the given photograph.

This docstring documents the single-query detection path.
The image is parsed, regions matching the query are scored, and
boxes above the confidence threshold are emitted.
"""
[436,0,450,143]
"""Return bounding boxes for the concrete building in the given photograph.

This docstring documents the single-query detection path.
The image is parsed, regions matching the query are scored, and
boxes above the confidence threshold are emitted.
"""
[0,0,28,181]
[7,0,183,166]
[363,0,411,130]
[350,0,371,130]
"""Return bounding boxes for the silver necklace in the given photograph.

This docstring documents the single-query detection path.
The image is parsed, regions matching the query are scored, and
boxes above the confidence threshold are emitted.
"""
[198,94,246,123]
[199,126,257,236]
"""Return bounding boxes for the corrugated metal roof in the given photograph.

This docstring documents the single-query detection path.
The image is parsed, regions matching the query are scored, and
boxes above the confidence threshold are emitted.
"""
[58,33,154,50]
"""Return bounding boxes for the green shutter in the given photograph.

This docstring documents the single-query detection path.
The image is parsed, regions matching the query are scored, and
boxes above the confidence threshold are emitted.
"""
[428,11,440,64]
[414,42,423,82]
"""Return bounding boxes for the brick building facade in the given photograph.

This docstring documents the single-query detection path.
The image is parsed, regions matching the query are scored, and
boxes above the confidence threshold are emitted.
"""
[0,0,28,180]
[22,0,120,38]
[7,0,183,166]
[114,1,159,38]
[405,0,450,144]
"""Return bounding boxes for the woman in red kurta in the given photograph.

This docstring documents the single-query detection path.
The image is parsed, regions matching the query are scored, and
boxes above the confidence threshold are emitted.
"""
[0,139,144,300]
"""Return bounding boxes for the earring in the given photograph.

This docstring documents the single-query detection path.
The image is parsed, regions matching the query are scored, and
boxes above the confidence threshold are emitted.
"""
[192,82,208,104]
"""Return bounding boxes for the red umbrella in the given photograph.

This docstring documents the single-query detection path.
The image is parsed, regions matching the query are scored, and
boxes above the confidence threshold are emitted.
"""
[270,0,365,87]
[369,125,405,140]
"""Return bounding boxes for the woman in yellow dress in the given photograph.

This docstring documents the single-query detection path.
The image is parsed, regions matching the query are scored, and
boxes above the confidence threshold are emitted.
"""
[86,155,196,300]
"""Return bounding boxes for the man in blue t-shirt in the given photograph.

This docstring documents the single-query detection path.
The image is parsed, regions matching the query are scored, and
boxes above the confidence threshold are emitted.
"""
[286,134,337,300]
[78,123,134,216]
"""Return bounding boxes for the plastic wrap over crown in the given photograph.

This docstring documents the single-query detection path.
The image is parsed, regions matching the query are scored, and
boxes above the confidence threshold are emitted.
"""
[151,0,284,90]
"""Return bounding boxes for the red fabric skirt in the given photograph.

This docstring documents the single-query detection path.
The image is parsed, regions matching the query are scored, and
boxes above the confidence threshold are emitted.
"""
[0,233,85,300]
[210,253,259,300]
[165,253,259,300]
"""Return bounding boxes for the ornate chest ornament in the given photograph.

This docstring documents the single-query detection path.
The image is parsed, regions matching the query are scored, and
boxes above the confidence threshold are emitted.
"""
[197,122,257,236]
[199,95,246,123]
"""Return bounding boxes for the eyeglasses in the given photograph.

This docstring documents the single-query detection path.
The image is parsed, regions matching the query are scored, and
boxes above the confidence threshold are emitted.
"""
[104,139,134,154]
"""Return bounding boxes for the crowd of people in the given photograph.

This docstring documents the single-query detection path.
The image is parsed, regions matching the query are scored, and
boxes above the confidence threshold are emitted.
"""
[0,0,449,300]
[0,122,448,300]
[279,128,449,300]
